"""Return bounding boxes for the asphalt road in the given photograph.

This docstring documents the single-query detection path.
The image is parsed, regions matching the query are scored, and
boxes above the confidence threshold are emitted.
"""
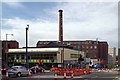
[80,72,120,78]
[2,71,120,80]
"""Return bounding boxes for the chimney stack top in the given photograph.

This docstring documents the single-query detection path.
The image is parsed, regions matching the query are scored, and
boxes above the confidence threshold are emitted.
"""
[59,10,63,12]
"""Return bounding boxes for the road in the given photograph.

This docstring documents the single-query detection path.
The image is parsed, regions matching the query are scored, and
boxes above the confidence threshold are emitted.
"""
[1,70,120,80]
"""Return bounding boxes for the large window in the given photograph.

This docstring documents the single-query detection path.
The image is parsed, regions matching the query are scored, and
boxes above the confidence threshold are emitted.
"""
[21,55,24,59]
[94,45,97,49]
[16,55,19,59]
[71,54,78,58]
[29,53,57,59]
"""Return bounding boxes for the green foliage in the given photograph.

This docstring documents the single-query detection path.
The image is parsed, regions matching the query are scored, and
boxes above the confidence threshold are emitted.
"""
[107,64,117,69]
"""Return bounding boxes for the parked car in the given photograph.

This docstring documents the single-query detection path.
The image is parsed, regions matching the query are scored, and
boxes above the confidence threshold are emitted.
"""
[8,66,31,77]
[30,66,45,74]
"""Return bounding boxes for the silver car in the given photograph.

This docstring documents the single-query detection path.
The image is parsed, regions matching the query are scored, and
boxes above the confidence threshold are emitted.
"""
[8,66,30,77]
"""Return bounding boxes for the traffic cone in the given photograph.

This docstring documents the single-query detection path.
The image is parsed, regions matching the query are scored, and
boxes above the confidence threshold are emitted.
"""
[38,71,40,77]
[54,73,58,80]
[64,73,66,79]
[34,68,36,74]
[0,68,2,79]
[5,69,8,80]
[28,69,32,78]
[42,69,45,74]
[71,71,74,78]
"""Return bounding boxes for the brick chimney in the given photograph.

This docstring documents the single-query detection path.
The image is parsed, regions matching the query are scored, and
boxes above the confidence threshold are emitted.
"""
[58,10,63,43]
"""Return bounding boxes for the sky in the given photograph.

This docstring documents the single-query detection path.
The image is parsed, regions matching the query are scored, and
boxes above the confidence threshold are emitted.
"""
[1,0,118,52]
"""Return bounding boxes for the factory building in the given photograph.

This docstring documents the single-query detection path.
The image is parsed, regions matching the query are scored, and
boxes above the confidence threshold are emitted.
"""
[7,43,85,69]
[2,9,108,69]
[37,40,108,66]
[2,40,19,68]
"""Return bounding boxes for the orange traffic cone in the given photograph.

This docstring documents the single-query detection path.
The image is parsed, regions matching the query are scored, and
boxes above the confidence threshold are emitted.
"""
[28,69,32,78]
[64,73,66,79]
[42,70,45,74]
[54,73,58,80]
[38,71,40,77]
[34,68,36,74]
[71,71,74,78]
[5,70,8,80]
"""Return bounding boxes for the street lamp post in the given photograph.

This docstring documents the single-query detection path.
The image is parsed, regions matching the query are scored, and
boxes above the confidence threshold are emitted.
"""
[26,25,29,68]
[6,33,13,67]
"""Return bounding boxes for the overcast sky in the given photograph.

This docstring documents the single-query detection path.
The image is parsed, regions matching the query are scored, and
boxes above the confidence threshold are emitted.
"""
[1,0,118,50]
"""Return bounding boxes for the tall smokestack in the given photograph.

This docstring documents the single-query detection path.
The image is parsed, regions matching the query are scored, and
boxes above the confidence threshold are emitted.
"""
[58,10,63,43]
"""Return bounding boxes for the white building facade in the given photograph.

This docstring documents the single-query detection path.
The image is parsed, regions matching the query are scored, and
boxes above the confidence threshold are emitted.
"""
[108,48,116,64]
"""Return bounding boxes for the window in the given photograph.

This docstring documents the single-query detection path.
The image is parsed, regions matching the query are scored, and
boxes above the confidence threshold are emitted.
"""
[8,44,10,48]
[16,55,19,59]
[28,56,30,59]
[90,46,93,49]
[86,46,89,49]
[71,54,78,58]
[82,45,84,48]
[21,55,24,59]
[89,41,91,44]
[94,45,97,49]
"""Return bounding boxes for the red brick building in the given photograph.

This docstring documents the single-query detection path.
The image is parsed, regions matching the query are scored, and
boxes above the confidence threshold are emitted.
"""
[118,48,120,66]
[2,40,19,68]
[37,40,108,65]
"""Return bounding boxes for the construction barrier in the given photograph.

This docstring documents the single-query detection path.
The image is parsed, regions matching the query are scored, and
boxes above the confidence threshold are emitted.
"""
[51,67,92,76]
